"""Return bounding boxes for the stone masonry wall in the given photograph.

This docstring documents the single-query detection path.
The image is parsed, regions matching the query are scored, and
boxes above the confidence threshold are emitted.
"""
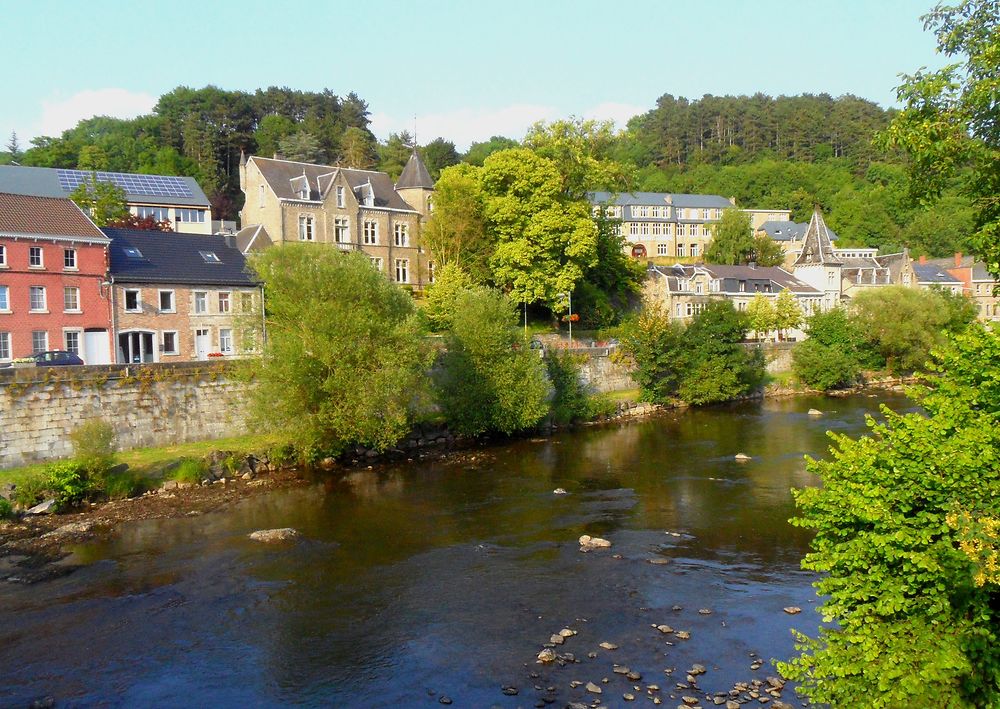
[0,362,248,468]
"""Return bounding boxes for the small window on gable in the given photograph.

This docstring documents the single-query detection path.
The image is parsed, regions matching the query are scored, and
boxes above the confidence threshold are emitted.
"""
[123,247,143,259]
[200,251,221,264]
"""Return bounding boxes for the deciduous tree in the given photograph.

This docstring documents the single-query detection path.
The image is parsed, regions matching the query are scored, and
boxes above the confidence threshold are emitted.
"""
[69,177,129,226]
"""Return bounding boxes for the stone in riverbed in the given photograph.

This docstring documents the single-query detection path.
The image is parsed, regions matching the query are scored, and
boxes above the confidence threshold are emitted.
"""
[553,488,568,495]
[248,528,299,543]
[501,686,518,695]
[559,628,577,637]
[734,453,752,462]
[682,697,700,706]
[585,682,602,694]
[550,634,565,645]
[689,664,706,675]
[25,499,57,515]
[599,641,618,650]
[675,631,691,640]
[612,665,630,675]
[626,671,642,681]
[655,624,673,634]
[537,648,556,662]
[579,534,611,550]
[782,606,801,614]
[698,608,712,615]
[807,408,823,416]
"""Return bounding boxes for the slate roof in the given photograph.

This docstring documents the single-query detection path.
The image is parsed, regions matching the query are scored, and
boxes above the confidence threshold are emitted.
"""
[235,224,272,254]
[249,156,417,212]
[395,150,434,189]
[104,228,257,286]
[913,263,963,284]
[0,192,108,243]
[589,191,734,210]
[649,263,820,295]
[758,220,806,241]
[0,165,210,207]
[793,209,841,266]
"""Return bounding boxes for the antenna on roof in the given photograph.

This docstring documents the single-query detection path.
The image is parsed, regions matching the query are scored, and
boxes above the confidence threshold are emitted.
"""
[413,114,417,147]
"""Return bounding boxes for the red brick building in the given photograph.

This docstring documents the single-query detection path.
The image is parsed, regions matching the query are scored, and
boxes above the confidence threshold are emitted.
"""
[0,192,113,363]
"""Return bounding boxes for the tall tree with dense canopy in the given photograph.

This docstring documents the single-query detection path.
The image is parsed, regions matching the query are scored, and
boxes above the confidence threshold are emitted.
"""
[422,163,493,283]
[69,178,129,226]
[419,138,460,180]
[244,245,432,461]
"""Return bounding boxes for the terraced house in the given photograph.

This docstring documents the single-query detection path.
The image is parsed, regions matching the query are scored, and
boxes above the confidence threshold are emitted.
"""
[237,151,435,288]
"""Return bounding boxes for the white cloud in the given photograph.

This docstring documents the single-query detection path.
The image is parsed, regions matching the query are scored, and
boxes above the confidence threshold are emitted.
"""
[370,101,648,151]
[371,103,557,151]
[33,88,158,139]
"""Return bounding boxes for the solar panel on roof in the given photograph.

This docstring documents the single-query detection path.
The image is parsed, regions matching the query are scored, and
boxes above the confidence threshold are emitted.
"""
[57,169,193,198]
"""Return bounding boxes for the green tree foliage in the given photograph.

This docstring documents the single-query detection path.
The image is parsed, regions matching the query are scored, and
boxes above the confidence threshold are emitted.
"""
[620,301,763,405]
[773,289,802,339]
[69,177,129,226]
[278,130,324,163]
[792,307,871,390]
[850,286,977,372]
[339,126,378,169]
[464,135,519,166]
[419,137,460,180]
[77,145,109,171]
[524,118,636,199]
[423,263,476,332]
[779,325,1000,707]
[706,209,764,265]
[481,149,597,311]
[423,163,492,282]
[879,0,1000,277]
[434,288,550,435]
[546,352,593,425]
[378,131,414,180]
[5,131,22,162]
[746,293,777,340]
[254,114,296,158]
[244,245,431,460]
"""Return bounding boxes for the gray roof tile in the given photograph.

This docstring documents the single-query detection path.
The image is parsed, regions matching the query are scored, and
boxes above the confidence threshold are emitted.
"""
[104,228,258,286]
[0,165,210,207]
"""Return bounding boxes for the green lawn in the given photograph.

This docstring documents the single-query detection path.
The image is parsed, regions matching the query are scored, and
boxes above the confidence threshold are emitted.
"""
[0,433,274,488]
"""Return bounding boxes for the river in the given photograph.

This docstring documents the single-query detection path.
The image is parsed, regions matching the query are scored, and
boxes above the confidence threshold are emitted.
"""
[0,392,913,708]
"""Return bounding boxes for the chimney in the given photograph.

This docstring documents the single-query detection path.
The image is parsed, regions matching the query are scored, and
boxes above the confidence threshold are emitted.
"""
[919,255,927,265]
[223,234,235,250]
[955,252,962,267]
[748,261,757,270]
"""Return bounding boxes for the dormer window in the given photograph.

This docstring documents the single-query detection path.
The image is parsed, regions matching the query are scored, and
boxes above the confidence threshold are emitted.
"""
[200,251,221,263]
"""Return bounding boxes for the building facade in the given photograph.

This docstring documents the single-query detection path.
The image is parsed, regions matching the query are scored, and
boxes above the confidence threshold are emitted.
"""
[238,152,434,288]
[0,165,213,235]
[928,254,1000,322]
[0,192,113,364]
[105,228,262,363]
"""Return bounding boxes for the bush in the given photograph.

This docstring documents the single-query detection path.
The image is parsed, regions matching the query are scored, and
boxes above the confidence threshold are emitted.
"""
[14,474,50,508]
[617,304,685,403]
[546,352,592,424]
[103,468,145,499]
[171,458,209,484]
[423,263,476,332]
[792,339,861,390]
[0,498,13,520]
[435,288,551,435]
[45,461,91,511]
[70,419,116,472]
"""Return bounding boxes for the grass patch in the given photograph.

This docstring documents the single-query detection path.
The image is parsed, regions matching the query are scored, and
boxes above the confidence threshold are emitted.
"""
[170,458,209,484]
[600,388,643,404]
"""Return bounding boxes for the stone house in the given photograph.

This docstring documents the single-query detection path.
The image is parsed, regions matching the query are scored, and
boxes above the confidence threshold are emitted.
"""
[912,259,964,296]
[928,253,1000,322]
[237,151,435,289]
[0,165,213,235]
[105,228,263,362]
[0,192,114,364]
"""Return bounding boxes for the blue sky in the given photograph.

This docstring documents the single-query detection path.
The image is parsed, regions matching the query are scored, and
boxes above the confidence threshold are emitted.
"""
[2,0,943,151]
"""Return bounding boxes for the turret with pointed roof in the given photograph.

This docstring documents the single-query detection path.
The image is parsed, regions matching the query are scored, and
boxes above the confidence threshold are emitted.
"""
[794,208,841,266]
[395,149,434,216]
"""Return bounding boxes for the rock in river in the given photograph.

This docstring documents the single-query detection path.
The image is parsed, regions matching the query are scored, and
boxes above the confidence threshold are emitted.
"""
[248,528,299,543]
[807,408,823,416]
[734,453,752,462]
[25,499,57,515]
[579,534,612,550]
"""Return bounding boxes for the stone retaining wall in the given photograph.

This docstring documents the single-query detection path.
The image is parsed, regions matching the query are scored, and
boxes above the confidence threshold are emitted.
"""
[0,362,248,468]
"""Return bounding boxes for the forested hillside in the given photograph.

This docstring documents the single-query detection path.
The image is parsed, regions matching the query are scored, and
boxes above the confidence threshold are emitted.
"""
[0,88,976,256]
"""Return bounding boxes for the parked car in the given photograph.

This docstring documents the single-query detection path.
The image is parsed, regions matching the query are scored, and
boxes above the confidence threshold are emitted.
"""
[32,350,84,367]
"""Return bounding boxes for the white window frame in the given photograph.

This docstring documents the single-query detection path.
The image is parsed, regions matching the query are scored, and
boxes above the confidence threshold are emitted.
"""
[218,291,231,314]
[0,331,9,361]
[657,243,668,256]
[0,285,8,312]
[29,286,47,312]
[161,330,180,356]
[29,246,43,268]
[428,261,436,283]
[63,248,77,270]
[394,258,409,283]
[298,214,315,241]
[63,329,82,355]
[219,328,233,354]
[363,220,379,245]
[393,223,409,247]
[158,289,175,313]
[335,217,350,244]
[0,244,6,267]
[194,291,208,314]
[123,288,141,313]
[31,330,48,353]
[370,257,384,272]
[336,186,345,208]
[63,286,80,313]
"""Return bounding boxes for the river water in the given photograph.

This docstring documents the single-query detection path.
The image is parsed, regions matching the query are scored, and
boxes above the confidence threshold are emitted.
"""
[0,392,913,708]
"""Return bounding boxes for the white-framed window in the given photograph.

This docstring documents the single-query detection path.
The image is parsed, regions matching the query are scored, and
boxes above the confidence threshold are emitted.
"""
[0,285,8,311]
[298,214,314,241]
[657,243,668,255]
[29,286,46,311]
[194,291,207,314]
[675,303,682,318]
[363,220,379,245]
[335,217,350,243]
[29,246,43,268]
[219,328,233,354]
[176,208,206,223]
[676,244,686,257]
[158,290,175,313]
[651,223,662,236]
[395,258,409,283]
[64,330,80,354]
[32,330,48,353]
[394,223,409,247]
[161,331,179,355]
[428,261,436,283]
[0,332,9,360]
[0,244,6,266]
[137,206,169,221]
[124,289,141,312]
[629,222,639,236]
[685,302,694,317]
[633,206,649,218]
[690,244,699,257]
[63,286,80,312]
[696,282,704,295]
[64,248,77,269]
[218,292,231,313]
[640,222,650,236]
[336,186,345,208]
[702,209,710,219]
[370,257,384,272]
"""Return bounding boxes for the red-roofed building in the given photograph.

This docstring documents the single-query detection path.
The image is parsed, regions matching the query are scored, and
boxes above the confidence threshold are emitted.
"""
[0,192,113,364]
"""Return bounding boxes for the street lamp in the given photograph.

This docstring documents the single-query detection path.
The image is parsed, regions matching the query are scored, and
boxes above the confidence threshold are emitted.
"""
[558,291,573,345]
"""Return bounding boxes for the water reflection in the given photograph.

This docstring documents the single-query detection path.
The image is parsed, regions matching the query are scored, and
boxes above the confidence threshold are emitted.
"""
[0,392,911,707]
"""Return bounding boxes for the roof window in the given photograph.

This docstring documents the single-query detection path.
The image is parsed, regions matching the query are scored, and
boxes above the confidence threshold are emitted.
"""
[200,251,221,263]
[123,247,143,259]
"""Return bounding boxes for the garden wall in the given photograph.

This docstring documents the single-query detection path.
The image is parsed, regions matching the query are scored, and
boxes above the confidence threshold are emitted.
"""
[0,362,248,468]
